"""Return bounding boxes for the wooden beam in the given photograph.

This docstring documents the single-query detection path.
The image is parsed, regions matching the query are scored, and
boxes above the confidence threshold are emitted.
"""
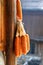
[4,0,17,65]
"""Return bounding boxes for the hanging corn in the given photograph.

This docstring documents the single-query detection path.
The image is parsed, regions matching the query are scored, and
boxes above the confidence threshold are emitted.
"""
[14,0,30,57]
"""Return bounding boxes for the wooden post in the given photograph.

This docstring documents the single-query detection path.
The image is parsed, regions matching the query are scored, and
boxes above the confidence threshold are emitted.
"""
[4,0,17,65]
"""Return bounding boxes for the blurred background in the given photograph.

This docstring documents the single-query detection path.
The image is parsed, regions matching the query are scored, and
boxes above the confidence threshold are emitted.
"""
[17,0,43,65]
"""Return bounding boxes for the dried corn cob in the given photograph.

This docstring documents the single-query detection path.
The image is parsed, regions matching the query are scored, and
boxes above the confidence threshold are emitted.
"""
[26,34,30,53]
[19,37,22,56]
[21,35,27,55]
[14,36,20,57]
[16,0,22,22]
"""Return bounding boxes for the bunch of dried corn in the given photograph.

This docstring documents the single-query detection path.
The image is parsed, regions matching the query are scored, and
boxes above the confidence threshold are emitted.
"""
[14,0,30,57]
[14,21,30,57]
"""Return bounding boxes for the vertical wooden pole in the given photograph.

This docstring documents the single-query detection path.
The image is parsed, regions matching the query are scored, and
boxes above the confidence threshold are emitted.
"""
[4,0,17,65]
